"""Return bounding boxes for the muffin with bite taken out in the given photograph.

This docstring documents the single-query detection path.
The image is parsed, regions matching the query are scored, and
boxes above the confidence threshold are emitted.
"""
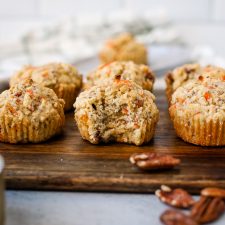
[74,79,159,146]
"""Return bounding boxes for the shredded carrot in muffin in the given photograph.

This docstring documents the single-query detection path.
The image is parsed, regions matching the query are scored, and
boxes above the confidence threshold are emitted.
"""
[177,98,185,104]
[222,75,225,81]
[122,107,129,115]
[26,89,33,95]
[204,92,211,101]
[115,79,131,85]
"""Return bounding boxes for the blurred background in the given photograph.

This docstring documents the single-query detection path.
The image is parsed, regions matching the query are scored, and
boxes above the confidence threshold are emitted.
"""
[0,0,224,82]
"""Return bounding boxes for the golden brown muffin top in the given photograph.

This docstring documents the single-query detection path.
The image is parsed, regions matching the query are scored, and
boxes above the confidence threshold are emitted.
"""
[168,64,225,92]
[169,64,201,91]
[85,61,154,91]
[10,63,82,90]
[170,78,225,119]
[0,79,65,121]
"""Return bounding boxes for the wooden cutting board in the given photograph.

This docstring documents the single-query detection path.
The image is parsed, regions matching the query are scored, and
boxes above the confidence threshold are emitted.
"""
[0,90,225,194]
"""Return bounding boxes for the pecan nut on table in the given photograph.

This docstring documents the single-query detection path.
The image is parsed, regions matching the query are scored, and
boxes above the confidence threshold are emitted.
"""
[129,152,180,171]
[159,186,225,225]
[155,185,195,209]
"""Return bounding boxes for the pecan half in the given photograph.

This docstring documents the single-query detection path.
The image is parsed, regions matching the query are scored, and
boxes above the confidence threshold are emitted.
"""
[160,209,198,225]
[155,185,195,208]
[129,152,180,171]
[201,187,225,199]
[191,196,225,224]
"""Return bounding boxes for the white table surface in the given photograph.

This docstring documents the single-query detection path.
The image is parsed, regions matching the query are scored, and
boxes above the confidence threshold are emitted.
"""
[5,191,225,225]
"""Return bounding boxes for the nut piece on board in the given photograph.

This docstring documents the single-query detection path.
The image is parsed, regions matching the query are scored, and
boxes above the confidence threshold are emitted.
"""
[155,185,195,208]
[191,196,225,224]
[160,209,198,225]
[129,152,180,171]
[201,187,225,199]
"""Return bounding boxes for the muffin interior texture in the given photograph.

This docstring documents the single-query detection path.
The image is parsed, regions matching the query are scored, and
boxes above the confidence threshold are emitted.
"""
[75,80,159,145]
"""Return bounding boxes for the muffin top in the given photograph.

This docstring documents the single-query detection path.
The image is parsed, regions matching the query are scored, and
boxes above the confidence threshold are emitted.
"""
[168,64,201,91]
[170,78,225,119]
[9,65,36,87]
[99,33,147,64]
[85,61,154,91]
[198,65,225,81]
[10,63,82,89]
[104,33,136,51]
[0,79,65,122]
[168,64,225,92]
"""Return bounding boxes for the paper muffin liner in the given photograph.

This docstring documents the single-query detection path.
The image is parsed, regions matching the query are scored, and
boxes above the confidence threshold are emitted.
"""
[169,109,225,146]
[165,72,174,104]
[0,114,64,144]
[142,119,158,145]
[55,85,81,111]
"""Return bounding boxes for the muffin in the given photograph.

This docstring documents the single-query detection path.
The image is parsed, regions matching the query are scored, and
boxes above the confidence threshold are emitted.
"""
[74,80,159,146]
[0,79,65,143]
[169,78,225,146]
[99,33,148,65]
[10,63,82,111]
[85,61,155,91]
[165,64,201,103]
[165,64,225,102]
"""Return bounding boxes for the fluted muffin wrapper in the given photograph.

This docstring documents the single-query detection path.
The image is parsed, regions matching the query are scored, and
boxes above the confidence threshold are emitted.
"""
[55,85,81,112]
[165,72,174,104]
[169,109,225,146]
[0,114,64,144]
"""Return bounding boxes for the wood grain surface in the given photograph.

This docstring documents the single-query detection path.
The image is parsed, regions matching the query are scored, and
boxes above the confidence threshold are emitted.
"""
[0,90,225,193]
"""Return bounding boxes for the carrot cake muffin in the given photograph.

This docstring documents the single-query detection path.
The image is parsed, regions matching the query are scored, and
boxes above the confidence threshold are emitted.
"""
[165,64,225,102]
[165,64,201,102]
[85,61,155,91]
[99,33,148,65]
[0,79,65,143]
[74,80,159,146]
[10,63,82,111]
[169,78,225,146]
